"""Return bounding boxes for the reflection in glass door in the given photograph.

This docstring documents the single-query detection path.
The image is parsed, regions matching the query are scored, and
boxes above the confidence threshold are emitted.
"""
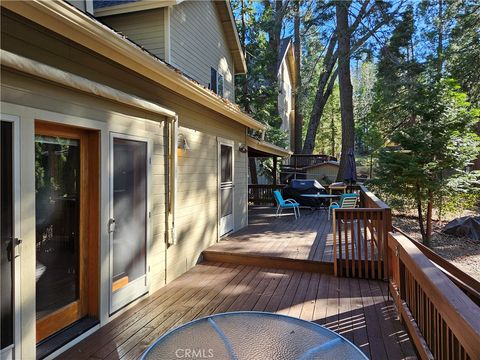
[110,135,149,313]
[34,124,90,343]
[219,141,234,237]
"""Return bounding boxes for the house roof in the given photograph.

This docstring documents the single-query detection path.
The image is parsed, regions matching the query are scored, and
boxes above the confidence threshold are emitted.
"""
[94,0,139,9]
[213,1,247,74]
[302,161,340,171]
[93,0,247,74]
[247,137,293,158]
[2,0,264,131]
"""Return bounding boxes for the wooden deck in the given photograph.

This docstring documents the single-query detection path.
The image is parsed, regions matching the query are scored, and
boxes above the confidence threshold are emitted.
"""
[203,206,336,272]
[62,262,416,360]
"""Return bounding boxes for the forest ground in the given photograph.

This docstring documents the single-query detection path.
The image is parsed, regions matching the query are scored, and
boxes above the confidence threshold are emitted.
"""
[393,212,480,280]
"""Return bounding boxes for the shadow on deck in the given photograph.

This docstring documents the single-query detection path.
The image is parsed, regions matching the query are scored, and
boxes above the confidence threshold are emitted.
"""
[203,206,336,273]
[62,262,416,360]
[63,206,417,360]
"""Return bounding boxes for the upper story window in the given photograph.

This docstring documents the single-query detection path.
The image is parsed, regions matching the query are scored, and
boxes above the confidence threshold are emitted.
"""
[210,67,224,98]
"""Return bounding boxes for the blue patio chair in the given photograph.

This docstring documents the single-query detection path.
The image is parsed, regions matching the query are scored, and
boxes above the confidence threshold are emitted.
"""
[328,193,358,220]
[273,190,300,219]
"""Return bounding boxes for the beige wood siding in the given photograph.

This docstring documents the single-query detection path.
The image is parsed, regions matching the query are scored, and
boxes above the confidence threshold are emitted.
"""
[1,12,249,353]
[159,94,248,282]
[101,8,166,60]
[170,1,235,102]
[278,59,293,150]
[1,69,170,357]
[306,164,339,185]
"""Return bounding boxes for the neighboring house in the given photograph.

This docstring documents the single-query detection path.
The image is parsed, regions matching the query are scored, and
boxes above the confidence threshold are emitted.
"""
[277,38,296,152]
[304,162,340,185]
[0,1,289,358]
[249,38,296,185]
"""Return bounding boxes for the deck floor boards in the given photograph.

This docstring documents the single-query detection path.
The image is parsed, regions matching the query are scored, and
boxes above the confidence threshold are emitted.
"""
[205,207,335,265]
[63,207,416,360]
[63,262,416,360]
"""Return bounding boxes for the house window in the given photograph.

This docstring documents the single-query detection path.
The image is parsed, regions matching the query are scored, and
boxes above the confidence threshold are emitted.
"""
[217,73,224,97]
[210,67,224,98]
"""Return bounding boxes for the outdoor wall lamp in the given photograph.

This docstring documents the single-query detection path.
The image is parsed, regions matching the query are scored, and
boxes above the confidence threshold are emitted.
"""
[177,133,190,151]
[239,144,248,153]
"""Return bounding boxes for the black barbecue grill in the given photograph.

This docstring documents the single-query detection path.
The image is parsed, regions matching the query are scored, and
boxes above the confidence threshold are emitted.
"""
[283,179,327,207]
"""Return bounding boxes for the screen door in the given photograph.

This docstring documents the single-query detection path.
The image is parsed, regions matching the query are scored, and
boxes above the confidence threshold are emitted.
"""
[218,141,234,237]
[110,135,149,313]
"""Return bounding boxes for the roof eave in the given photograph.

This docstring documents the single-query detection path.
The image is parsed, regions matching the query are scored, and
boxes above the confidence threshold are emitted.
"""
[2,0,263,131]
[94,1,179,17]
[247,137,293,158]
[214,1,247,74]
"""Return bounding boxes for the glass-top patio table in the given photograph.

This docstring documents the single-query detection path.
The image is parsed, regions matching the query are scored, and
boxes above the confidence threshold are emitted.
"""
[141,311,367,360]
[301,193,340,210]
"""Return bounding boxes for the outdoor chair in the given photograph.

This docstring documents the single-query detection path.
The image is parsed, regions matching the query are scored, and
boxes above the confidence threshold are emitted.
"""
[328,193,358,220]
[273,190,301,219]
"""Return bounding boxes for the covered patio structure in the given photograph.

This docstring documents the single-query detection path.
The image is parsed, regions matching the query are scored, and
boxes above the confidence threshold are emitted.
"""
[247,136,292,206]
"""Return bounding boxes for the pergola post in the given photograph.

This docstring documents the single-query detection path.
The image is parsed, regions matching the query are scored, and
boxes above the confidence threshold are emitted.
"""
[273,156,278,185]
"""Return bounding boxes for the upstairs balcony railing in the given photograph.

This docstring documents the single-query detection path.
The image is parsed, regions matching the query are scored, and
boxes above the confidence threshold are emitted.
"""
[332,184,480,360]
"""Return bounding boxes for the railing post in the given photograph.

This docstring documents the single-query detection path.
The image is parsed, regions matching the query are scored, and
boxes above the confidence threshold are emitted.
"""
[384,208,392,281]
[333,210,337,277]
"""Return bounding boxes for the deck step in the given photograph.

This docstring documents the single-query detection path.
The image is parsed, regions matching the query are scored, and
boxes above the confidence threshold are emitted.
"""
[201,250,334,274]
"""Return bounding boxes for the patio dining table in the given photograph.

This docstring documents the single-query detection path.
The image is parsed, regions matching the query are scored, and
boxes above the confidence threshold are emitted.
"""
[141,311,367,360]
[301,193,340,210]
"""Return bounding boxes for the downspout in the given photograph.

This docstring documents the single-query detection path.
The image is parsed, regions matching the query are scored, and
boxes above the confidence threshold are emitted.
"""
[166,115,178,246]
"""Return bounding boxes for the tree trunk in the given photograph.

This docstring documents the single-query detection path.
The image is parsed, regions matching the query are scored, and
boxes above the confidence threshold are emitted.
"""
[415,182,427,243]
[301,1,400,155]
[293,0,303,154]
[331,108,335,157]
[302,32,338,155]
[335,1,355,181]
[240,0,250,113]
[264,0,285,119]
[425,190,433,246]
[302,68,338,154]
[249,157,258,184]
[437,0,444,76]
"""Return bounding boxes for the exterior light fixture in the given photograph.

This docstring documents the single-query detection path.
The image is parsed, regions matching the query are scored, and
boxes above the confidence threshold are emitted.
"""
[177,133,190,151]
[239,144,248,153]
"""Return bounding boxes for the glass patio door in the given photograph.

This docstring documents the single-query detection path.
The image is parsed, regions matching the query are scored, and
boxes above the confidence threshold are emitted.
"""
[110,135,149,313]
[1,119,20,360]
[34,124,89,342]
[218,140,234,237]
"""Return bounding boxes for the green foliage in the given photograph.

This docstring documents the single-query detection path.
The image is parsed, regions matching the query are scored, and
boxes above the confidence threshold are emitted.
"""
[313,84,341,156]
[374,77,480,218]
[232,0,288,148]
[439,188,480,218]
[446,2,480,106]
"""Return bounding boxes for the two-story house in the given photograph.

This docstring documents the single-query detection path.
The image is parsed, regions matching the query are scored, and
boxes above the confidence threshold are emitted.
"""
[277,37,296,152]
[0,1,290,358]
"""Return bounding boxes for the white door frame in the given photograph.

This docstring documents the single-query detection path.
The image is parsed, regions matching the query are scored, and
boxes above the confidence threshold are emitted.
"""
[108,132,151,314]
[217,138,235,238]
[1,114,21,360]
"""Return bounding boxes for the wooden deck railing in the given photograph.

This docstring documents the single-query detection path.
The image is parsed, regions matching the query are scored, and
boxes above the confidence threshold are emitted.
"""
[332,184,392,280]
[333,183,480,357]
[248,184,286,205]
[388,232,480,360]
[332,208,389,279]
[393,227,480,306]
